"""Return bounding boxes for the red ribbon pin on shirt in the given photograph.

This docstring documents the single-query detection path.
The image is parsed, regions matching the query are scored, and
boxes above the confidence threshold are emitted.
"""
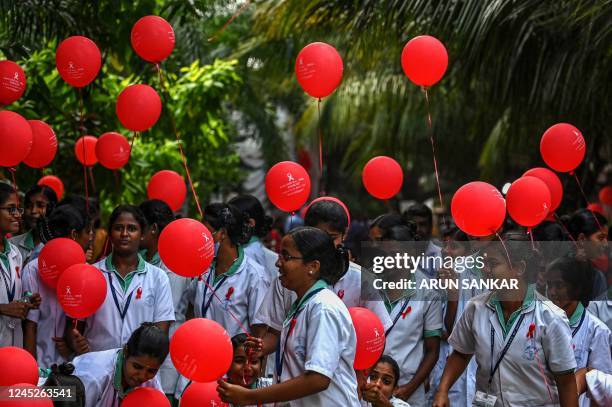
[226,286,235,300]
[15,266,20,279]
[527,323,536,338]
[337,289,344,300]
[136,287,142,300]
[402,306,412,319]
[288,317,297,336]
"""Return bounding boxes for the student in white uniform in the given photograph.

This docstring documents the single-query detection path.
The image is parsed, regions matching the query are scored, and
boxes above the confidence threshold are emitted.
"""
[361,355,411,407]
[433,231,579,407]
[378,223,442,406]
[22,204,92,368]
[139,199,189,402]
[73,322,166,407]
[217,226,361,406]
[228,194,274,277]
[68,205,175,354]
[10,184,57,267]
[546,255,612,406]
[576,368,612,406]
[40,362,86,407]
[0,182,41,347]
[404,203,442,279]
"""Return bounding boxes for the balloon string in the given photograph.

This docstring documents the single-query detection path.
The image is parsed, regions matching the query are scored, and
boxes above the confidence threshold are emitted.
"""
[88,167,96,193]
[527,227,535,251]
[201,277,250,336]
[317,98,323,195]
[534,343,554,403]
[422,87,444,211]
[129,131,138,153]
[495,232,513,269]
[7,168,18,197]
[572,172,605,231]
[154,63,203,219]
[207,0,251,43]
[552,213,578,247]
[78,88,90,216]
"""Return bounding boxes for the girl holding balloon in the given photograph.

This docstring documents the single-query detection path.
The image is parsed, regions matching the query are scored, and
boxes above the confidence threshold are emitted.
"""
[0,182,41,347]
[72,322,166,407]
[217,226,361,406]
[69,205,175,354]
[22,203,92,368]
[433,232,579,407]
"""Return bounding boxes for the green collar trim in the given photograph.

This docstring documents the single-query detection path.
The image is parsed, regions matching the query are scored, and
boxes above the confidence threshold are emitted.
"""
[139,249,161,267]
[23,230,34,250]
[569,303,585,326]
[284,279,327,324]
[113,349,127,398]
[105,253,146,292]
[248,236,259,245]
[490,284,535,338]
[0,238,11,270]
[212,246,244,285]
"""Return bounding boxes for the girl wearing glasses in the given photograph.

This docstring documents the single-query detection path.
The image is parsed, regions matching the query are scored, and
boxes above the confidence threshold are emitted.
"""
[0,182,41,346]
[217,226,361,406]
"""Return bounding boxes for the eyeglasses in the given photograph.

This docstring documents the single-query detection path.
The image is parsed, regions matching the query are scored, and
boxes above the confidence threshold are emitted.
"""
[279,253,304,262]
[0,206,24,216]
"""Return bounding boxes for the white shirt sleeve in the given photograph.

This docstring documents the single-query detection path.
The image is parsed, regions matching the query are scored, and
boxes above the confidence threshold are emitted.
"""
[541,314,576,374]
[247,265,270,328]
[153,271,176,323]
[254,277,292,331]
[21,261,40,323]
[586,369,612,406]
[448,300,476,355]
[424,291,443,337]
[304,305,344,379]
[588,323,612,373]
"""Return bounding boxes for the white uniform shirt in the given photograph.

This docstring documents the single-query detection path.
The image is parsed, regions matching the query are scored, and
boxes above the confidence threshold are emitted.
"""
[244,237,266,267]
[72,348,163,407]
[0,239,23,347]
[255,262,393,332]
[585,369,612,406]
[570,304,612,372]
[588,296,612,332]
[383,271,443,406]
[84,255,175,352]
[9,231,41,268]
[276,282,361,407]
[361,396,411,406]
[449,286,577,407]
[21,257,67,368]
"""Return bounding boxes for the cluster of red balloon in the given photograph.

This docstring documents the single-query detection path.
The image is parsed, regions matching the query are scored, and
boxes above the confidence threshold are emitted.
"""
[147,170,187,212]
[0,346,53,405]
[265,161,311,212]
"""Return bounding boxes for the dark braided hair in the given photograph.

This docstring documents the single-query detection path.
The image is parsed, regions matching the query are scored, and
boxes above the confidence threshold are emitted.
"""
[39,204,87,244]
[204,203,253,246]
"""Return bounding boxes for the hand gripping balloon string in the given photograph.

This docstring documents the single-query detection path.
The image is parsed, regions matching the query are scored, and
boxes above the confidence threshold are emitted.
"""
[571,172,605,231]
[154,63,204,219]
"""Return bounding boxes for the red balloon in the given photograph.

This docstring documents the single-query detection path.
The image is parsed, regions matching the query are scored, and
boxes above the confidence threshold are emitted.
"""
[121,387,169,407]
[23,120,57,168]
[523,167,563,212]
[349,307,385,370]
[131,15,175,63]
[158,218,214,278]
[0,110,33,167]
[451,182,506,237]
[95,132,131,170]
[38,175,64,200]
[55,36,101,88]
[116,84,162,131]
[74,135,98,166]
[540,123,585,173]
[506,176,551,227]
[362,156,403,200]
[180,381,228,407]
[587,203,605,216]
[38,238,86,289]
[599,186,612,205]
[401,35,448,86]
[170,318,233,382]
[0,60,26,105]
[0,348,38,386]
[295,42,343,98]
[306,196,351,227]
[147,170,186,211]
[56,264,107,319]
[265,161,311,212]
[0,383,52,406]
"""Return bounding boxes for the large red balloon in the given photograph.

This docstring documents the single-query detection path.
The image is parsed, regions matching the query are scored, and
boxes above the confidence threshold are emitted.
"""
[55,36,101,88]
[295,42,343,99]
[38,175,64,200]
[131,16,175,63]
[147,170,186,211]
[306,196,351,227]
[181,382,228,407]
[0,348,38,386]
[171,319,232,382]
[401,35,448,87]
[599,186,612,205]
[0,60,26,105]
[95,132,130,170]
[116,84,162,131]
[23,120,57,168]
[451,182,506,237]
[265,161,311,212]
[506,176,551,227]
[349,307,385,370]
[122,387,169,407]
[0,383,52,406]
[158,218,214,278]
[38,238,86,289]
[587,203,605,216]
[74,135,98,166]
[362,156,404,200]
[540,123,585,173]
[56,264,107,319]
[523,167,563,212]
[0,110,33,167]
